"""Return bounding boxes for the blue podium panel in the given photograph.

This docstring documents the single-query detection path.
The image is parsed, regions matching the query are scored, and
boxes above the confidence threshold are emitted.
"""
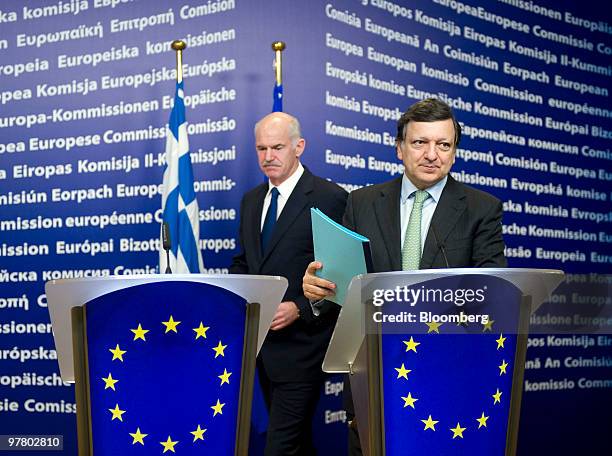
[84,281,246,455]
[380,275,521,455]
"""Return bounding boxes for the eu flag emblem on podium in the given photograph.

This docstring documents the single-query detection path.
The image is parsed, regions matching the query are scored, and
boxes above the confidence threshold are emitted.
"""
[383,330,517,455]
[81,281,248,455]
[379,275,521,455]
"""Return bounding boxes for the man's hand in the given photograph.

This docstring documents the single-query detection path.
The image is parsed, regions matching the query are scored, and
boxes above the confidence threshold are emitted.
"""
[270,301,300,331]
[302,261,337,301]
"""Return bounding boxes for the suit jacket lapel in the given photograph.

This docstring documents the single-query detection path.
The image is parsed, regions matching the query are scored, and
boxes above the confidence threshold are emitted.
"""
[245,184,267,264]
[260,168,313,266]
[373,177,402,271]
[421,176,466,269]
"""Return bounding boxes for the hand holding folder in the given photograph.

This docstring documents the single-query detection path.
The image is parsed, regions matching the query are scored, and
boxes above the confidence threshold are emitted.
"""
[310,208,372,306]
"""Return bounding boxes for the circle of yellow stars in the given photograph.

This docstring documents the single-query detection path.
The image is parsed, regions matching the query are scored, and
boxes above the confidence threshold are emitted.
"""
[102,315,233,452]
[393,320,510,440]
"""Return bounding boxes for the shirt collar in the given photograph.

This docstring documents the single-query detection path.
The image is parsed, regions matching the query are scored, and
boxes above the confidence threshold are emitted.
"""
[400,174,448,203]
[267,162,304,198]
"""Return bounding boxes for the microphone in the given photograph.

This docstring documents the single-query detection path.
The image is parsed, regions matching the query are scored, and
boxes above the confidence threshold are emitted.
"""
[431,225,450,268]
[431,226,471,327]
[432,225,464,324]
[162,222,172,274]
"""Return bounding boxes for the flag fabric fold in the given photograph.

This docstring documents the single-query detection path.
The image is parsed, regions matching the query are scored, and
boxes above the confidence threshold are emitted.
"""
[160,81,204,274]
[272,82,283,112]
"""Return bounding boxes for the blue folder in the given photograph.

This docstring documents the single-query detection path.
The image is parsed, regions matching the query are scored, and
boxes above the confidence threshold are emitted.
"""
[311,208,372,306]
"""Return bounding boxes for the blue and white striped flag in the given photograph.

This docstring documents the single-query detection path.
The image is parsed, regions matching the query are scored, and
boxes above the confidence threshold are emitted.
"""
[160,81,204,274]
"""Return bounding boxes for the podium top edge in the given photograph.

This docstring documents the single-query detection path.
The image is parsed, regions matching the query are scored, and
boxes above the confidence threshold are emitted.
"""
[45,273,287,286]
[356,268,565,280]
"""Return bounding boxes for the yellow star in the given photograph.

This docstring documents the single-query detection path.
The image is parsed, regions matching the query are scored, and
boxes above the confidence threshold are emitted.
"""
[476,412,489,429]
[193,322,210,339]
[421,415,439,431]
[109,344,126,362]
[191,424,207,442]
[108,403,125,421]
[450,422,466,439]
[218,368,232,385]
[131,324,149,341]
[213,341,227,358]
[496,334,507,349]
[162,315,181,333]
[211,399,225,416]
[102,373,119,391]
[160,436,178,453]
[129,428,148,445]
[401,392,418,409]
[492,388,502,404]
[499,359,509,375]
[426,321,442,333]
[395,363,411,380]
[482,319,495,332]
[455,314,469,327]
[403,337,420,353]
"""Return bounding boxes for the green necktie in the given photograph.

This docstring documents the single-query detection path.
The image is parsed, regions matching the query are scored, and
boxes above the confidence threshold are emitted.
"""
[401,190,430,270]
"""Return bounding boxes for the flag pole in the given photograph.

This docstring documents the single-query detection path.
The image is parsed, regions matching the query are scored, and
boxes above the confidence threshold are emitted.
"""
[272,41,285,85]
[271,41,285,112]
[171,39,186,83]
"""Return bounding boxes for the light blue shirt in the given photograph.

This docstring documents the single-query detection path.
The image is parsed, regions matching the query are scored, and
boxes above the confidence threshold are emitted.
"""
[314,174,448,315]
[400,175,448,251]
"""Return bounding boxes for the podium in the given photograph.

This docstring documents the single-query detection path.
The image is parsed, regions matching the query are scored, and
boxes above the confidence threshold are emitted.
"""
[46,274,287,456]
[323,268,564,456]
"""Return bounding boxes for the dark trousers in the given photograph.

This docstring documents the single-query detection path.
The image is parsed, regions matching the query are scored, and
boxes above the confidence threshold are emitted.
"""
[344,377,363,455]
[348,423,363,456]
[259,368,322,456]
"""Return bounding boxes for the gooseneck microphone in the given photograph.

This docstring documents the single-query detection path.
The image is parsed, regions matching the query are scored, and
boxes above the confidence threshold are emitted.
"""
[162,222,172,274]
[431,224,450,268]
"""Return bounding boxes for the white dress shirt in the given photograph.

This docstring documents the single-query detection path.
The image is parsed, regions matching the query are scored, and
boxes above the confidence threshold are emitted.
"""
[260,163,305,230]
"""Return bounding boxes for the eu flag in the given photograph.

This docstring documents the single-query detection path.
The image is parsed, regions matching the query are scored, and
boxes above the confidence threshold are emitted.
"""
[380,275,521,455]
[272,82,283,112]
[85,281,246,455]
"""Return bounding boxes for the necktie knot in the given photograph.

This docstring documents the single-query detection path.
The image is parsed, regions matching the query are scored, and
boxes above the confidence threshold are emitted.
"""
[413,190,429,206]
[401,190,430,270]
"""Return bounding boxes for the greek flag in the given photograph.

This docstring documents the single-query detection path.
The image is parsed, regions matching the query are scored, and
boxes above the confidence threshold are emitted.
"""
[160,81,204,274]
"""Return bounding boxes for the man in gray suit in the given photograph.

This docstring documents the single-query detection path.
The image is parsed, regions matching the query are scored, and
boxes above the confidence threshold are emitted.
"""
[303,98,507,454]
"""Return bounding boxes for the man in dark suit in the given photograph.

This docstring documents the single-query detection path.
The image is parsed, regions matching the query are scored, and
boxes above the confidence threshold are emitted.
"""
[230,112,347,455]
[303,98,507,454]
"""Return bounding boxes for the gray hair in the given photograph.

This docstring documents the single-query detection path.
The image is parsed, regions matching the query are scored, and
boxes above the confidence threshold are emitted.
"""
[254,112,302,147]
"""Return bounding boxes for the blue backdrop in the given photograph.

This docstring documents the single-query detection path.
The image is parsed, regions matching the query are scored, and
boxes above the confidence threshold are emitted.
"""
[0,0,610,454]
